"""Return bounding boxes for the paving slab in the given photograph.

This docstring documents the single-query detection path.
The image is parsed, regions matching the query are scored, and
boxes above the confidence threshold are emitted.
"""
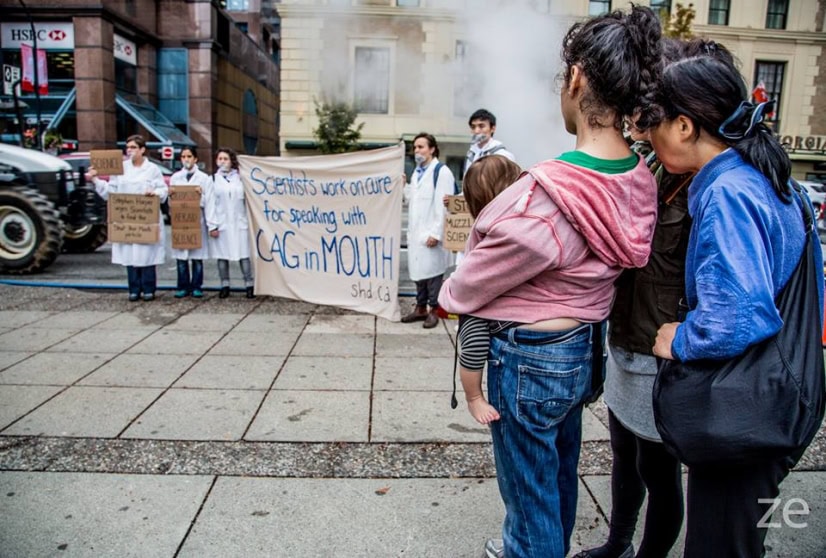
[273,356,373,390]
[231,312,310,332]
[246,389,370,442]
[79,353,200,388]
[126,328,227,355]
[91,312,166,331]
[376,332,455,357]
[582,407,610,442]
[0,351,34,372]
[291,333,375,357]
[0,352,111,385]
[0,471,212,558]
[371,391,493,443]
[123,388,266,441]
[2,386,163,437]
[0,310,55,327]
[45,328,153,354]
[304,314,375,334]
[0,385,64,430]
[374,356,456,391]
[28,310,119,329]
[208,330,300,356]
[175,354,287,390]
[0,327,82,352]
[163,312,246,332]
[377,317,450,335]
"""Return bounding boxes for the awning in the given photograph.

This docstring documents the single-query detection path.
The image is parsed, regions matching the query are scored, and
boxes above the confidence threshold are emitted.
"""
[116,93,196,148]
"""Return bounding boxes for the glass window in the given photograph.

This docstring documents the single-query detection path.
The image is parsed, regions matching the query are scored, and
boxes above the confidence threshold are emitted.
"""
[453,40,478,118]
[708,0,730,25]
[225,0,249,11]
[157,49,189,134]
[243,89,258,154]
[115,58,137,95]
[766,0,788,29]
[353,47,390,114]
[589,0,611,16]
[754,61,785,125]
[650,0,672,20]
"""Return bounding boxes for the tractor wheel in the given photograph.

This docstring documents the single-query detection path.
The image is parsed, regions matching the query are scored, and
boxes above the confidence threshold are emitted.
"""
[0,186,64,274]
[62,223,108,253]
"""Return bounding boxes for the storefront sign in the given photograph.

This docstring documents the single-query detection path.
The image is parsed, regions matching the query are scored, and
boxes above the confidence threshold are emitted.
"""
[114,33,137,66]
[780,135,826,156]
[1,22,74,50]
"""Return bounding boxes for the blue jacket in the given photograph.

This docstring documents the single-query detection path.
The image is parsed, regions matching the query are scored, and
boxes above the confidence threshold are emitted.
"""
[672,149,823,361]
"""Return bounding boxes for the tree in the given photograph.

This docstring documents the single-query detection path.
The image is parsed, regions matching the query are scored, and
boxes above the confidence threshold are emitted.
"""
[313,100,365,154]
[663,2,696,39]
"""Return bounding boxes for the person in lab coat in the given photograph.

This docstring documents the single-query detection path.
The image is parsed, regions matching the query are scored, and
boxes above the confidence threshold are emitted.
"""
[169,146,211,298]
[205,147,255,299]
[89,134,168,302]
[401,133,453,328]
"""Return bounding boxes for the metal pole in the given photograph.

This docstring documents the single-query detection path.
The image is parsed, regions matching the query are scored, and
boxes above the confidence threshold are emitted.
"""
[18,0,42,151]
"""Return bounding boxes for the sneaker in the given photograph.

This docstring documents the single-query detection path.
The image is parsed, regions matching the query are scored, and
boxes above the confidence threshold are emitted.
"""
[191,289,204,298]
[128,293,140,302]
[142,293,155,302]
[174,290,188,298]
[483,539,504,558]
[218,286,230,299]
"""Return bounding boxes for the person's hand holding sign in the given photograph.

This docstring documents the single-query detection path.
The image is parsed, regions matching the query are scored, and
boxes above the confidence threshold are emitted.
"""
[426,236,439,248]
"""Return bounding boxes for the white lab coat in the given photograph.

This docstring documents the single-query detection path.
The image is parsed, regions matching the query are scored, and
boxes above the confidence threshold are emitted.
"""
[94,159,168,267]
[403,158,453,281]
[205,169,250,261]
[169,167,211,260]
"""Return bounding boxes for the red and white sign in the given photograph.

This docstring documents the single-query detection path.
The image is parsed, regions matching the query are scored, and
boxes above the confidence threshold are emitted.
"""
[20,43,48,95]
[1,22,74,50]
[161,146,174,160]
[114,33,137,66]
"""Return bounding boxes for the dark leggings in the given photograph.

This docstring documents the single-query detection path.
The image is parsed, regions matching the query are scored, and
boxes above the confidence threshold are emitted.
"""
[607,410,684,558]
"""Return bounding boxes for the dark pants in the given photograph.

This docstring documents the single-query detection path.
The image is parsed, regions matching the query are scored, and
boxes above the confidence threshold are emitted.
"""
[176,259,204,291]
[414,275,443,308]
[126,265,157,296]
[607,410,684,558]
[684,456,794,557]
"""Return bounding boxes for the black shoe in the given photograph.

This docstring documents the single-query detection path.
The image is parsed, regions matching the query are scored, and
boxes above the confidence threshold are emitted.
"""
[573,543,634,558]
[246,286,255,299]
[219,287,230,299]
[143,293,155,302]
[128,293,140,302]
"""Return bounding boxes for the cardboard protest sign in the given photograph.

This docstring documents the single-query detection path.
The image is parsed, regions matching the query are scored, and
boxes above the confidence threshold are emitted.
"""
[107,193,160,244]
[443,194,474,252]
[169,185,202,250]
[90,150,124,176]
[238,143,404,321]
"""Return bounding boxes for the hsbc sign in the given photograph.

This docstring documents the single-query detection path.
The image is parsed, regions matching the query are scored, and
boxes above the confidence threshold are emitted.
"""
[1,22,74,50]
[113,33,137,66]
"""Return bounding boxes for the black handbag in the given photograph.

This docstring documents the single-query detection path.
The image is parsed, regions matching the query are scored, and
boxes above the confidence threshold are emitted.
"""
[653,184,826,467]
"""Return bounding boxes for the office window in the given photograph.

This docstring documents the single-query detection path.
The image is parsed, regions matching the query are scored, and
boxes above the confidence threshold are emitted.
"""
[589,0,611,16]
[766,0,788,29]
[225,0,249,11]
[650,0,672,20]
[353,47,390,114]
[157,49,189,134]
[453,40,480,118]
[243,89,258,154]
[754,61,785,124]
[708,0,730,25]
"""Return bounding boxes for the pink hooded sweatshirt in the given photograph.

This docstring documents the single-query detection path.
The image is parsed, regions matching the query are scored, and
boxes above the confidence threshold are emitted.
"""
[438,156,657,323]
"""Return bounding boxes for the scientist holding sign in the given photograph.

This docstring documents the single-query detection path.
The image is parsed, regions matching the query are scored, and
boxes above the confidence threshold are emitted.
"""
[402,133,454,328]
[89,134,168,302]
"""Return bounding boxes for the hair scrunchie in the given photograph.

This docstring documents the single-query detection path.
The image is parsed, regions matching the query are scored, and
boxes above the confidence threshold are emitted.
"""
[718,100,775,140]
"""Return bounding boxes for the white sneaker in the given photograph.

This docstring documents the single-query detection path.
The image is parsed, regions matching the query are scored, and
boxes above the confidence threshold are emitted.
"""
[483,538,504,558]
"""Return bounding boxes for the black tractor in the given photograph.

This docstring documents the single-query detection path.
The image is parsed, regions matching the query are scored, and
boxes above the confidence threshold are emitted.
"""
[0,142,106,274]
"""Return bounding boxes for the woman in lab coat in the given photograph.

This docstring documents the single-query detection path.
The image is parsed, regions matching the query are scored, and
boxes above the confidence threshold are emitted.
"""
[401,132,454,328]
[169,146,211,298]
[90,134,168,302]
[205,147,254,299]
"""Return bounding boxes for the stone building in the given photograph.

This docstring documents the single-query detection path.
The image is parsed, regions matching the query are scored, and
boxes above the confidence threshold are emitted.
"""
[0,0,280,166]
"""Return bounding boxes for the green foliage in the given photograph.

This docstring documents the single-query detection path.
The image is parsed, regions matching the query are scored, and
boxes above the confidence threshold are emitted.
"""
[663,2,696,39]
[313,100,365,154]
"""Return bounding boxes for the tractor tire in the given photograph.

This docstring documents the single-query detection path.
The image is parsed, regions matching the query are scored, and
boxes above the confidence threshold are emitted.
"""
[0,186,64,274]
[62,223,108,253]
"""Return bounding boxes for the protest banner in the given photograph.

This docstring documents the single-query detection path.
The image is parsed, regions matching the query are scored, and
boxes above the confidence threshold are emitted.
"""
[238,143,404,321]
[107,193,160,244]
[90,150,124,175]
[443,194,474,252]
[169,185,202,250]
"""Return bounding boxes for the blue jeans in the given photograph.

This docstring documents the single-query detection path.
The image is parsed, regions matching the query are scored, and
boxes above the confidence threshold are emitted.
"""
[176,259,204,291]
[126,265,157,296]
[487,322,599,558]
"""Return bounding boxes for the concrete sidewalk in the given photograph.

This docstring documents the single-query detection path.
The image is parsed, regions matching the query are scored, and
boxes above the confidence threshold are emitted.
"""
[0,284,824,557]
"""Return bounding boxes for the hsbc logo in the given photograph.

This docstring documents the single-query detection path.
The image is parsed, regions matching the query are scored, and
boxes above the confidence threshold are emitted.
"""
[48,30,66,41]
[1,22,74,49]
[124,45,132,55]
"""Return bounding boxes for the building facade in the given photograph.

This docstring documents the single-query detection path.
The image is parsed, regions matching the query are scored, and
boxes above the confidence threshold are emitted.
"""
[277,0,826,181]
[0,0,281,168]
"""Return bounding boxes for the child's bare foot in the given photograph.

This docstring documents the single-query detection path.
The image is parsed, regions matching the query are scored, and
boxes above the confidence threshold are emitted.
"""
[467,397,500,425]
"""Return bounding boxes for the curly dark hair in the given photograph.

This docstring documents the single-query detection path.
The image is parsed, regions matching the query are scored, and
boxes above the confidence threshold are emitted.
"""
[561,5,662,130]
[215,147,239,170]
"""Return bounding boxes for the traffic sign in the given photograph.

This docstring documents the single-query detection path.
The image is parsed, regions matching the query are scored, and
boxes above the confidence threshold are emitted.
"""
[3,64,21,96]
[161,146,174,160]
